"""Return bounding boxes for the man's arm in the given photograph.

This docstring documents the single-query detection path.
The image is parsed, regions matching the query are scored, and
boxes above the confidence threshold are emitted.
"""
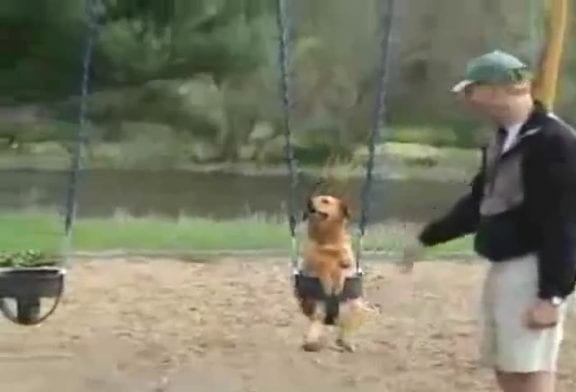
[537,130,576,300]
[417,172,483,247]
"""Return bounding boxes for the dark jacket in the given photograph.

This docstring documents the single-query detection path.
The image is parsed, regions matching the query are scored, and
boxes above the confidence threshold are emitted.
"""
[418,102,576,299]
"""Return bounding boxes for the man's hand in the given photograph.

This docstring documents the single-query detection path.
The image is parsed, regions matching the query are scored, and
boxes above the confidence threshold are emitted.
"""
[525,299,561,329]
[399,240,425,273]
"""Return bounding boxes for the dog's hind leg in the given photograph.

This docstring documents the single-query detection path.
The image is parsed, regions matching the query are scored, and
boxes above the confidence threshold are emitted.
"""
[335,299,368,352]
[302,301,327,352]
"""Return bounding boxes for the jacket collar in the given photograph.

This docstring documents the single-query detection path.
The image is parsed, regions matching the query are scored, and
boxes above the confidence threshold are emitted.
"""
[491,100,546,158]
[518,100,547,137]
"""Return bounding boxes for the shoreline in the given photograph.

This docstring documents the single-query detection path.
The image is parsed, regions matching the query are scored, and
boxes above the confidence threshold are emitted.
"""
[0,140,479,182]
[0,162,472,182]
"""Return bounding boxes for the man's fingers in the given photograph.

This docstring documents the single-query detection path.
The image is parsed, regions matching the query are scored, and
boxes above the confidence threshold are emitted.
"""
[527,321,557,330]
[525,307,559,329]
[398,261,414,274]
[399,241,425,274]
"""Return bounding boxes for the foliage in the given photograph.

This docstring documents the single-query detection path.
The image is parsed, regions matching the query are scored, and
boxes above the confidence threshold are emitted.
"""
[0,250,57,268]
[1,0,575,164]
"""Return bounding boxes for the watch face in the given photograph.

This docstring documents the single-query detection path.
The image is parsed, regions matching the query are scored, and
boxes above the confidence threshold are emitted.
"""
[551,297,563,306]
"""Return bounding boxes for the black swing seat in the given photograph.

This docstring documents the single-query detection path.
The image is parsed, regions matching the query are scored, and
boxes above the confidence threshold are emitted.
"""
[0,267,65,325]
[294,271,363,325]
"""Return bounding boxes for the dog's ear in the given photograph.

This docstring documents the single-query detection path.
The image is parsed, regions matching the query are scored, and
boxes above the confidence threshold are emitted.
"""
[339,199,350,219]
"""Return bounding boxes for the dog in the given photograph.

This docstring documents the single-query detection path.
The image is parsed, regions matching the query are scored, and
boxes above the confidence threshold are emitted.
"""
[298,194,370,352]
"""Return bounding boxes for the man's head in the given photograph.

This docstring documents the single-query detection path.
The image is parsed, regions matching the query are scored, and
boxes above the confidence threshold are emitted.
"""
[452,51,535,126]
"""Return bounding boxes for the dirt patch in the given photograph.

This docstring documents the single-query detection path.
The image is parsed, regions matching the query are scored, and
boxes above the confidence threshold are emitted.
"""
[0,258,574,391]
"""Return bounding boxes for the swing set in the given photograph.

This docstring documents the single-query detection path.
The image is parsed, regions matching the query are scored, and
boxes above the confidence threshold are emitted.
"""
[276,0,396,310]
[277,0,571,321]
[0,0,569,326]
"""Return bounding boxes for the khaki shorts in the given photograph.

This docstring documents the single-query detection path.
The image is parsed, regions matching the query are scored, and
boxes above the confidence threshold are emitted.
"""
[479,254,569,373]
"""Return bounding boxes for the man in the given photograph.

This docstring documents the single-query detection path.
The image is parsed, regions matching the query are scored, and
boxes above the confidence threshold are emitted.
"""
[403,50,576,392]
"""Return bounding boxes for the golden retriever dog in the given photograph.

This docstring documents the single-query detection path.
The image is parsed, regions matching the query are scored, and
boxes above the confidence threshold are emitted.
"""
[298,194,370,352]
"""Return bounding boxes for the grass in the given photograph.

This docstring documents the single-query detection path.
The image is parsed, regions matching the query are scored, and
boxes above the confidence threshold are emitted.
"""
[0,210,473,259]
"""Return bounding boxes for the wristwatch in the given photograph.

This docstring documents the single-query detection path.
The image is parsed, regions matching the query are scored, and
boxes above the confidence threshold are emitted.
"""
[550,296,564,306]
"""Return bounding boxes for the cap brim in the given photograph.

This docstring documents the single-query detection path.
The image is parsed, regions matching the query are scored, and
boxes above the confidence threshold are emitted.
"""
[451,80,474,93]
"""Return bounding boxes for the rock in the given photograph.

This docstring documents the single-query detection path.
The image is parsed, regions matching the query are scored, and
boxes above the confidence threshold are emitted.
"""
[185,141,220,163]
[258,136,286,163]
[238,144,257,161]
[248,121,275,142]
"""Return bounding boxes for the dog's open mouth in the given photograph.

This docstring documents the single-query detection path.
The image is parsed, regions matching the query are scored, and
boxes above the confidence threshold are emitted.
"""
[306,203,329,220]
[314,211,329,219]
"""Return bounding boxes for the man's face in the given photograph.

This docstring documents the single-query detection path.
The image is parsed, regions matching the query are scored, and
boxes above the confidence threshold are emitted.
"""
[461,84,511,121]
[459,82,532,125]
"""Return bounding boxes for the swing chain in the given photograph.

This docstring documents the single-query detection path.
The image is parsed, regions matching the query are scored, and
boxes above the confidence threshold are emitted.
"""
[357,0,397,270]
[62,0,101,259]
[275,0,398,273]
[275,0,300,271]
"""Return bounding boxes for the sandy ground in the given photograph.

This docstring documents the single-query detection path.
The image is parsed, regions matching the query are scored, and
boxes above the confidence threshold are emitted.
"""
[0,258,575,392]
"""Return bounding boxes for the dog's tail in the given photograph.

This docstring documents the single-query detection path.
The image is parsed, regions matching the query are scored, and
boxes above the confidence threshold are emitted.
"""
[318,267,346,296]
[318,268,347,325]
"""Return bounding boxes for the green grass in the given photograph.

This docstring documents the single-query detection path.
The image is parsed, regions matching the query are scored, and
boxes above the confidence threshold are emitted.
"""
[0,210,473,259]
[386,124,479,148]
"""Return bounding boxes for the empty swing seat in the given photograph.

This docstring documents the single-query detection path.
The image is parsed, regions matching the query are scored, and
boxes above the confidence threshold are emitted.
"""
[0,267,65,325]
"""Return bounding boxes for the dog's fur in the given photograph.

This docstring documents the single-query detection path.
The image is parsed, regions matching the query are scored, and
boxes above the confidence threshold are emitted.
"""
[298,195,370,352]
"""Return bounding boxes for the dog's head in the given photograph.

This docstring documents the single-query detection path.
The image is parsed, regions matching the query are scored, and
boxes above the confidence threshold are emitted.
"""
[303,195,350,223]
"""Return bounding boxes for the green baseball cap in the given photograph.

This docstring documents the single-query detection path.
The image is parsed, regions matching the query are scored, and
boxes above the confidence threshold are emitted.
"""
[451,50,533,93]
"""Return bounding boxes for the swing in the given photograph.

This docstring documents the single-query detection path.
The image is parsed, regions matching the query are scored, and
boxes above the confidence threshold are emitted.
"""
[274,0,397,325]
[0,0,100,325]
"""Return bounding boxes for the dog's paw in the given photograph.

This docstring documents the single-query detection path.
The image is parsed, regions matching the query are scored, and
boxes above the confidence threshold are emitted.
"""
[335,338,356,353]
[302,340,325,352]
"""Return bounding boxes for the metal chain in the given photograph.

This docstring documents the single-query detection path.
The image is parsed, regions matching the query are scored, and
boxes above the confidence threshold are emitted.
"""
[275,0,397,273]
[62,0,101,264]
[356,0,397,271]
[275,0,300,272]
